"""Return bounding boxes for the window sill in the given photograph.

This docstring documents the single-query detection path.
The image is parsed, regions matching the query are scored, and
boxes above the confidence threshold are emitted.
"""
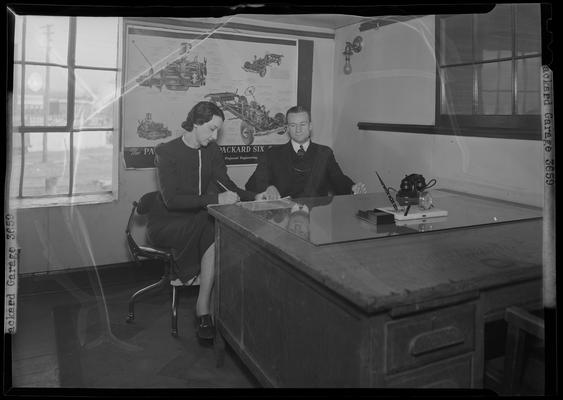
[357,122,541,140]
[7,193,115,210]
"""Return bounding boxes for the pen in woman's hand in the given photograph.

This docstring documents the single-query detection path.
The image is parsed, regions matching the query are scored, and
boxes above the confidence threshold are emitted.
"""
[216,180,229,192]
[404,204,411,216]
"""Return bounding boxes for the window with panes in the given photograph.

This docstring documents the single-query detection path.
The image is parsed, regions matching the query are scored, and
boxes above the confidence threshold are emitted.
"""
[437,3,542,139]
[10,16,120,200]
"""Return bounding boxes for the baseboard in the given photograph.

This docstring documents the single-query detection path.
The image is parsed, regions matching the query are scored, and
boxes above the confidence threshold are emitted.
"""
[18,259,165,296]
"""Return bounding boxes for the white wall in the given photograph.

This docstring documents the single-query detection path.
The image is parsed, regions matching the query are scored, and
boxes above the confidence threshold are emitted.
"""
[15,14,545,275]
[14,17,337,274]
[332,16,544,207]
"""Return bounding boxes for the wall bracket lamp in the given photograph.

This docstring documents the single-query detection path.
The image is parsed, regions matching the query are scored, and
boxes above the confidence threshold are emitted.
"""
[343,36,363,75]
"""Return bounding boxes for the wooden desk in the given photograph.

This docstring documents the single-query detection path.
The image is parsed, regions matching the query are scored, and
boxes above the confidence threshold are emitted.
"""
[208,193,542,388]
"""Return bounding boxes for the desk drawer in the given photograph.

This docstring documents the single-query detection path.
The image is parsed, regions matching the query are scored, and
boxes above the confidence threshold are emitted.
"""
[386,302,476,374]
[385,353,474,388]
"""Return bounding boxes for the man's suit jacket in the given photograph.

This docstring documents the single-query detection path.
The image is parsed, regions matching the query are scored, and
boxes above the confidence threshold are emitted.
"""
[245,141,355,197]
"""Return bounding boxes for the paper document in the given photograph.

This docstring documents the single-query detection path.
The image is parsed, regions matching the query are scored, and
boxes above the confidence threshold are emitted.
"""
[378,206,448,221]
[237,197,294,211]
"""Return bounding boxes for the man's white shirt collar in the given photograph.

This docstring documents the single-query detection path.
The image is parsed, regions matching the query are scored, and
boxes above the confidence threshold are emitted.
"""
[291,203,310,214]
[291,140,310,153]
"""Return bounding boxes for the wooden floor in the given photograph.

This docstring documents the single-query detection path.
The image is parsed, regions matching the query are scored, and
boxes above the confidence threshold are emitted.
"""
[9,262,548,392]
[10,263,259,389]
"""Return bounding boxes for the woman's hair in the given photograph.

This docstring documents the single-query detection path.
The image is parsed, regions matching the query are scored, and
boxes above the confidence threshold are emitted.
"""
[181,101,225,132]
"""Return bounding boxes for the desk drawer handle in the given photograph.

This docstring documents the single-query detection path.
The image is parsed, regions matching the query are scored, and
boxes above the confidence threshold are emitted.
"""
[409,326,464,356]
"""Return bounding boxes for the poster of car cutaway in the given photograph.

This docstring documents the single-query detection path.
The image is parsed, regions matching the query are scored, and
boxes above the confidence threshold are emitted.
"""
[122,24,297,168]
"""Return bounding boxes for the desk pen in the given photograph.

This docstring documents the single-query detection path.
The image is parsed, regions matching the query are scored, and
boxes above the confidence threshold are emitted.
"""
[375,171,399,212]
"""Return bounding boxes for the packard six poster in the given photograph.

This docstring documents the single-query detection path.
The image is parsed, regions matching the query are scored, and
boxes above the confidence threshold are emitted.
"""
[122,24,298,168]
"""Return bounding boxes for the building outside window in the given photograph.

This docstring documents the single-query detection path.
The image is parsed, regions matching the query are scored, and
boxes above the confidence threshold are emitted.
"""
[9,15,120,205]
[437,3,542,140]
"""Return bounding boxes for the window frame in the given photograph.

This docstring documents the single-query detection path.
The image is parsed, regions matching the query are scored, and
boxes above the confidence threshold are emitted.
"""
[435,5,542,140]
[10,15,120,203]
[357,6,542,141]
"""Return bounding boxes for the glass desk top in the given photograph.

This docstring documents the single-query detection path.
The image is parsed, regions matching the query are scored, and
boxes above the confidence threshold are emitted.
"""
[237,189,543,246]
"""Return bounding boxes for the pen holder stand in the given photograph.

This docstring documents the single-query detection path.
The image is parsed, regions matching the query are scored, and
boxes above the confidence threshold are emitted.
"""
[396,191,419,206]
[396,190,434,209]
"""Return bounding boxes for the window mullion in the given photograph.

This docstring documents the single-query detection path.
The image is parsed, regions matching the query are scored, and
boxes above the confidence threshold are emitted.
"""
[472,12,478,115]
[19,132,25,199]
[14,60,69,68]
[68,17,77,196]
[67,17,76,132]
[69,130,75,196]
[512,5,517,115]
[436,16,443,120]
[19,17,27,198]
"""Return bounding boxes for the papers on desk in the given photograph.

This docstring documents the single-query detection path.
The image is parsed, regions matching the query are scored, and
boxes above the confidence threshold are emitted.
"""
[237,197,294,211]
[395,216,448,227]
[207,197,293,210]
[378,206,448,221]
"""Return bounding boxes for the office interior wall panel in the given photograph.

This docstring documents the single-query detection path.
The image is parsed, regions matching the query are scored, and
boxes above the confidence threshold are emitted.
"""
[332,15,543,208]
[15,17,335,273]
[14,208,50,274]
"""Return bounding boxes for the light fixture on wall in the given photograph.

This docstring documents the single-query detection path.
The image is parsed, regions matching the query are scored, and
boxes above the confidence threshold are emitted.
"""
[343,36,363,75]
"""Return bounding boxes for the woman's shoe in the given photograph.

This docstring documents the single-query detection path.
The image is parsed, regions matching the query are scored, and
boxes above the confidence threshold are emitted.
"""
[170,275,200,287]
[195,314,216,340]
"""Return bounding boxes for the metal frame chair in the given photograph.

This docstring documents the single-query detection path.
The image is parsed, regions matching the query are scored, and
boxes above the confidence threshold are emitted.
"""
[125,191,196,337]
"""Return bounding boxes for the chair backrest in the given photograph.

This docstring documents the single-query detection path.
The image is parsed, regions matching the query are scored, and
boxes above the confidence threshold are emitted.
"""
[137,191,161,215]
[126,191,160,258]
[503,306,545,395]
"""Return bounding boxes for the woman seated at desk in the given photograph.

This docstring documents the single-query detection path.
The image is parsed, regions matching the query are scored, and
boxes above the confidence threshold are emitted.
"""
[147,101,255,341]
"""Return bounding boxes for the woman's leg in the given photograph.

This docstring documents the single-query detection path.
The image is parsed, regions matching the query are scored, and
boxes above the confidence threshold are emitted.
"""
[196,242,215,316]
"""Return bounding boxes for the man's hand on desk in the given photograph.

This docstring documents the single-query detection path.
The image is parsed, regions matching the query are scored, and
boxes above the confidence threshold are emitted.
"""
[352,182,368,195]
[255,185,281,201]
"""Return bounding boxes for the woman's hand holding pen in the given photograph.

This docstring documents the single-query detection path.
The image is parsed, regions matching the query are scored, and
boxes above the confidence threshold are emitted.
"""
[216,180,239,204]
[218,191,239,204]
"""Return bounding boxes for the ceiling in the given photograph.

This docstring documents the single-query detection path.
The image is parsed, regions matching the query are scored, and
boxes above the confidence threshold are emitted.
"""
[236,14,371,30]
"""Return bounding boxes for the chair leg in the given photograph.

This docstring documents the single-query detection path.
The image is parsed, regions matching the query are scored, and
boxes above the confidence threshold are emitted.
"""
[503,324,527,394]
[126,275,168,323]
[171,285,178,337]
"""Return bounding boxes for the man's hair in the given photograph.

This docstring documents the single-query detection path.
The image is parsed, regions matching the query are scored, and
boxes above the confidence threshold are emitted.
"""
[285,105,311,122]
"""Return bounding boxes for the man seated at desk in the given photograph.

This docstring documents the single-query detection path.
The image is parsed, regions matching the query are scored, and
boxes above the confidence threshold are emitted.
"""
[246,105,367,200]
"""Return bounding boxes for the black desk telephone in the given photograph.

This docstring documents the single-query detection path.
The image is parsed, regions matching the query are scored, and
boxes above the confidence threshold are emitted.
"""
[396,174,436,206]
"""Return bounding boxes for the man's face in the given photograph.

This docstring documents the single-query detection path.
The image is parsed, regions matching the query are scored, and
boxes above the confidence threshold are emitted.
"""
[286,111,311,144]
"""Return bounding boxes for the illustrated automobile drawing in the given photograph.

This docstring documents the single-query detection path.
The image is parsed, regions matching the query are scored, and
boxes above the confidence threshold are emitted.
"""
[137,113,171,140]
[205,87,286,145]
[133,41,207,91]
[242,53,283,77]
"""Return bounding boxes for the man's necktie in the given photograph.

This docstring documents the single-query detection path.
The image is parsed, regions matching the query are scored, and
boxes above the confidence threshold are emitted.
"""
[297,145,305,158]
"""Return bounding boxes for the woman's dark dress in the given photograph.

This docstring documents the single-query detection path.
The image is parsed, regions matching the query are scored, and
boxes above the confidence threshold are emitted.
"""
[147,137,255,282]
